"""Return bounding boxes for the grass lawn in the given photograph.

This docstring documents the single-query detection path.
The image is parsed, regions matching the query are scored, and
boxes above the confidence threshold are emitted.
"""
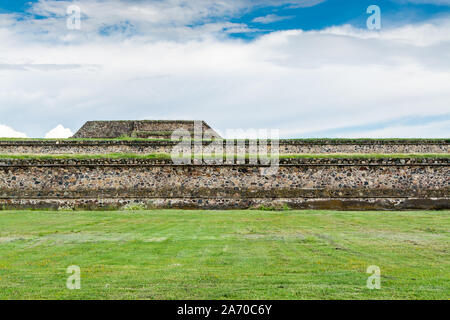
[0,210,448,300]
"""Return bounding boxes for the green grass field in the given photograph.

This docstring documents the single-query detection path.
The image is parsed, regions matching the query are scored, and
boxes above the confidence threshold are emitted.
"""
[0,210,448,300]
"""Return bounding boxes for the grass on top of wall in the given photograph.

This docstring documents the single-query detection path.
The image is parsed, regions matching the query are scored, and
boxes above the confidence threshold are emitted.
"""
[0,137,170,142]
[0,153,171,160]
[279,153,450,159]
[0,137,448,143]
[0,153,448,160]
[0,209,448,300]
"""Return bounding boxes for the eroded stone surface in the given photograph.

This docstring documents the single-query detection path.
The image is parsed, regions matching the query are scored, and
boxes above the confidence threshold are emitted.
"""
[0,158,448,210]
[71,120,220,139]
[0,140,447,154]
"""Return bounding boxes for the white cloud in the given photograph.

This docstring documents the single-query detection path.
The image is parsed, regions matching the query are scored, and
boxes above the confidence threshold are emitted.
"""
[396,0,450,5]
[44,125,74,138]
[0,1,449,138]
[319,21,450,46]
[253,14,294,24]
[288,0,327,8]
[339,120,450,139]
[6,0,324,42]
[0,125,27,138]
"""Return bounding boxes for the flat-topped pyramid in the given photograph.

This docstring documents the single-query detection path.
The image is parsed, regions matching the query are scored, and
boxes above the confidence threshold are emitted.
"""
[72,120,221,139]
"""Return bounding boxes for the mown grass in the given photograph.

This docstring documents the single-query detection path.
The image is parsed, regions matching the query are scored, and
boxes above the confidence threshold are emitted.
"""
[0,210,448,300]
[0,153,448,160]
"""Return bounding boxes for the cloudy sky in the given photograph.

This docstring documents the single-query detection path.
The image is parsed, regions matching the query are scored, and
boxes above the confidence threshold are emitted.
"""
[0,0,449,138]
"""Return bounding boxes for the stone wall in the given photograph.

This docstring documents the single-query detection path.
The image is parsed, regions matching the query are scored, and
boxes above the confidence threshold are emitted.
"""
[72,120,219,139]
[0,157,448,210]
[0,139,447,155]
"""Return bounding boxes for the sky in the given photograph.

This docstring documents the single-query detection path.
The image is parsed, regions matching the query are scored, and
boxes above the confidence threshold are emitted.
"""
[0,0,449,138]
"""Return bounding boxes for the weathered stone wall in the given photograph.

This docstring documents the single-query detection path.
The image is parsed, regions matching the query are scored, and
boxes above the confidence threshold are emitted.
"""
[0,140,447,155]
[0,158,448,210]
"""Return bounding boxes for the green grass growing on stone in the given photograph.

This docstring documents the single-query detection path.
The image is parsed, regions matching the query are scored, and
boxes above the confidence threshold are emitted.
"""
[278,153,450,159]
[0,153,448,160]
[0,209,448,300]
[0,137,171,142]
[282,138,450,143]
[0,138,448,143]
[0,153,172,160]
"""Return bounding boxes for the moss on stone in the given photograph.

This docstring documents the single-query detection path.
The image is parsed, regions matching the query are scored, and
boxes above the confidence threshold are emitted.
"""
[0,153,448,160]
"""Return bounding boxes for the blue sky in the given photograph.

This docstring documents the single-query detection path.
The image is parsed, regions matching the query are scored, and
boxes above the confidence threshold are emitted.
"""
[233,0,450,36]
[2,0,450,33]
[0,0,449,138]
